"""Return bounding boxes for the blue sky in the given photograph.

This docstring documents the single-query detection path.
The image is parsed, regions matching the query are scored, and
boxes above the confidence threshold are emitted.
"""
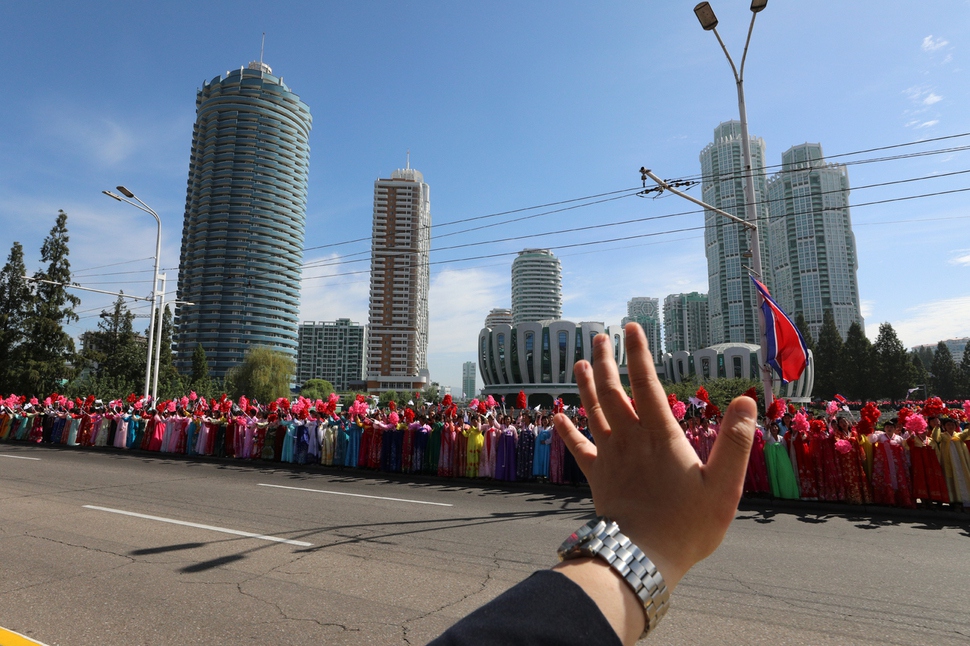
[2,1,970,394]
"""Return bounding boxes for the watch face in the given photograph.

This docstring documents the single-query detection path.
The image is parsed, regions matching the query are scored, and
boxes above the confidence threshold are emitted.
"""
[559,519,601,554]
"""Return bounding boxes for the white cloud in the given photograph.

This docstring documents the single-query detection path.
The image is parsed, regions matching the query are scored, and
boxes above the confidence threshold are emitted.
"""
[428,266,506,354]
[916,120,939,129]
[949,253,970,267]
[298,253,369,323]
[923,92,943,105]
[888,295,970,348]
[922,35,949,52]
[860,299,875,320]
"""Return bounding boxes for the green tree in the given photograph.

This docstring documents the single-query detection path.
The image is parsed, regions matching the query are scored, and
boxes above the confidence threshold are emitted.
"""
[189,343,213,399]
[94,293,144,390]
[228,346,294,402]
[841,322,874,401]
[873,322,913,403]
[795,312,817,356]
[812,310,843,400]
[0,241,34,393]
[154,305,184,399]
[379,390,399,407]
[421,383,440,403]
[960,343,970,400]
[910,352,928,395]
[300,378,334,401]
[930,341,958,400]
[21,211,80,395]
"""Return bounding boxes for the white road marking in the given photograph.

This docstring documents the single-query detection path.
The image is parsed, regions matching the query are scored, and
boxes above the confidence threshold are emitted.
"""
[0,454,41,460]
[258,483,454,507]
[82,505,313,546]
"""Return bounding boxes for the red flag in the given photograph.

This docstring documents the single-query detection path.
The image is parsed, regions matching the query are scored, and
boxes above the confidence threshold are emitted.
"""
[750,277,808,384]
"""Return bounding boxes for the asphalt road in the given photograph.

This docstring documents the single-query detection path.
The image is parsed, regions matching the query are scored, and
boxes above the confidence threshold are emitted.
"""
[0,443,968,645]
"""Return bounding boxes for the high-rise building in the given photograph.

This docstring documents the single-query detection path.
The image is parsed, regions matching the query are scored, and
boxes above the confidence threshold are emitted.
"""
[622,297,662,357]
[766,144,864,340]
[462,361,477,400]
[663,292,710,353]
[174,61,311,378]
[296,319,366,391]
[699,121,771,345]
[365,164,431,393]
[484,308,513,328]
[511,249,562,326]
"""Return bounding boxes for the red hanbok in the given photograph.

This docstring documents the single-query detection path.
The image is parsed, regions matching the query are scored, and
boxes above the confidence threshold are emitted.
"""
[813,432,846,502]
[791,431,819,499]
[908,434,949,503]
[833,432,873,505]
[744,429,770,494]
[869,432,915,508]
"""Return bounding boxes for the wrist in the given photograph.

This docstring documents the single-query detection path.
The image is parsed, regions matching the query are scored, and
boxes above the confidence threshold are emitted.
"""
[554,558,645,645]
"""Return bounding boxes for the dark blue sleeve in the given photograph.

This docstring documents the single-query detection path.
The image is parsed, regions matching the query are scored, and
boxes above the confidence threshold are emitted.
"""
[428,570,623,646]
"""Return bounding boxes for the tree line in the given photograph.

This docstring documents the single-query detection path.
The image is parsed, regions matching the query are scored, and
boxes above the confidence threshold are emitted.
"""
[799,310,970,403]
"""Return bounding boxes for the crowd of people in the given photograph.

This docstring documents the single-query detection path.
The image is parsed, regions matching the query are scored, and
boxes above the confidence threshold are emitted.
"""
[2,388,969,511]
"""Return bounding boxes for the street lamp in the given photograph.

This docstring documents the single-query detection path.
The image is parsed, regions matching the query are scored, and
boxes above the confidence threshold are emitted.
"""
[690,1,776,406]
[102,186,162,402]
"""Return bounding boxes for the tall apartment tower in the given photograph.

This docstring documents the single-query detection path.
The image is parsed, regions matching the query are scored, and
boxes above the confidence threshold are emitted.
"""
[462,361,477,400]
[766,144,864,340]
[174,61,312,378]
[663,292,710,353]
[484,308,513,328]
[296,319,366,391]
[365,164,431,393]
[699,121,771,345]
[622,297,662,356]
[511,249,562,326]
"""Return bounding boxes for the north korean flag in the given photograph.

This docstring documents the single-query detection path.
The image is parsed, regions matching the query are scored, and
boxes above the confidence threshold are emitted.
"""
[750,277,809,384]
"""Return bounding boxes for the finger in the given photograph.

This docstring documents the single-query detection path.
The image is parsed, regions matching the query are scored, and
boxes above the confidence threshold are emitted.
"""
[704,396,757,507]
[574,360,611,445]
[590,333,639,433]
[553,412,597,475]
[623,322,678,434]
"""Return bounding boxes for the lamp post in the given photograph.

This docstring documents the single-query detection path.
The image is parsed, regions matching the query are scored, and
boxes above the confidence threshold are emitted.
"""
[102,186,161,402]
[693,0,775,406]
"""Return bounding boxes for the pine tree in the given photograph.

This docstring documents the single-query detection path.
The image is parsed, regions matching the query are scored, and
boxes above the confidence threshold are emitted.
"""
[21,211,81,395]
[812,310,843,399]
[842,322,874,401]
[910,352,928,396]
[189,343,213,398]
[154,305,184,398]
[873,322,913,403]
[930,341,958,400]
[795,312,817,356]
[960,343,970,400]
[0,241,34,393]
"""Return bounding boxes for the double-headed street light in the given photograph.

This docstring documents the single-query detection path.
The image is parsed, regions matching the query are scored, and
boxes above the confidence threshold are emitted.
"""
[691,0,774,406]
[102,186,162,401]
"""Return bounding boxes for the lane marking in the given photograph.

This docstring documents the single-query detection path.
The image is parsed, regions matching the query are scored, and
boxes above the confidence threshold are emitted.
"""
[0,454,41,460]
[82,505,313,546]
[258,483,454,507]
[0,626,48,645]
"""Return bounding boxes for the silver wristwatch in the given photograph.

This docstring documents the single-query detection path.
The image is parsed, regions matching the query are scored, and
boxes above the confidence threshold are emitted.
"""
[558,517,670,638]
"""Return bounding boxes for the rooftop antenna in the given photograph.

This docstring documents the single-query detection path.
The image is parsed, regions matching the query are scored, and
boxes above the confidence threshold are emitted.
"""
[260,32,265,64]
[406,149,410,169]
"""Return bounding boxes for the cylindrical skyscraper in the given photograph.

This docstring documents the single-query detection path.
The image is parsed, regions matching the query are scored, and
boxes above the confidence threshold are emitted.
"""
[511,249,562,326]
[174,61,312,379]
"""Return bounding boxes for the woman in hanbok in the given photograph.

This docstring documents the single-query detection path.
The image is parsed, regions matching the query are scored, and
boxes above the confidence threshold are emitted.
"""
[464,416,484,478]
[533,418,552,479]
[358,416,375,468]
[789,416,819,500]
[411,418,429,474]
[146,410,166,452]
[549,419,566,484]
[494,417,518,481]
[868,419,915,508]
[425,413,442,474]
[344,414,362,468]
[906,415,949,505]
[832,417,872,505]
[438,417,457,477]
[516,414,536,481]
[455,418,468,477]
[812,419,845,502]
[480,417,500,478]
[931,418,970,507]
[743,426,770,495]
[763,423,799,499]
[319,417,335,465]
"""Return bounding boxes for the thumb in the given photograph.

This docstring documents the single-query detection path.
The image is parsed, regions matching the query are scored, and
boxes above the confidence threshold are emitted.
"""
[704,396,757,505]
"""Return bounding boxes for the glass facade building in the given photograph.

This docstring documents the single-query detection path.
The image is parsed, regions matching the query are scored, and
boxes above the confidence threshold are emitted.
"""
[511,249,562,326]
[174,61,312,379]
[766,144,863,340]
[699,121,771,345]
[622,297,662,357]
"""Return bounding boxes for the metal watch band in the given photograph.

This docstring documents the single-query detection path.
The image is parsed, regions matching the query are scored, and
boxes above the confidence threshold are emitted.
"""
[559,517,670,638]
